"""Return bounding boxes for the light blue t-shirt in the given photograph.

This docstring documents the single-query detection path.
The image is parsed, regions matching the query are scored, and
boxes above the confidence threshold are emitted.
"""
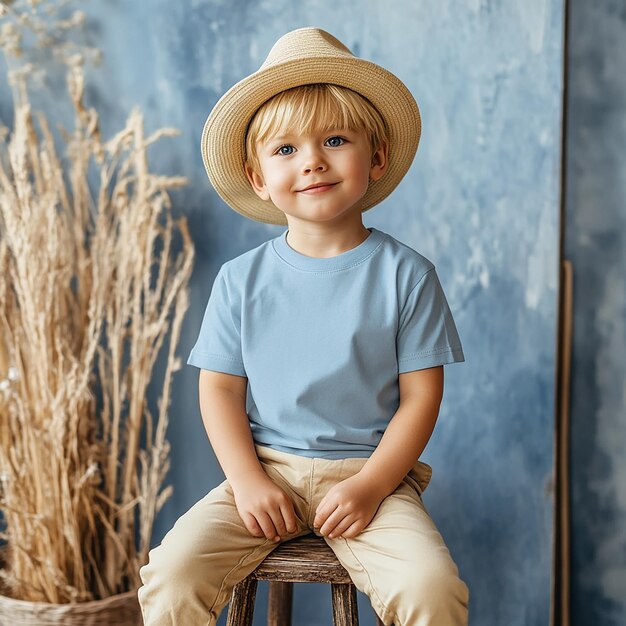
[187,226,464,459]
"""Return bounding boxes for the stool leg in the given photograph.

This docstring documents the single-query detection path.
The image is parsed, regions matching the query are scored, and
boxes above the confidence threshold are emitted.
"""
[331,583,359,626]
[267,581,293,626]
[226,576,258,626]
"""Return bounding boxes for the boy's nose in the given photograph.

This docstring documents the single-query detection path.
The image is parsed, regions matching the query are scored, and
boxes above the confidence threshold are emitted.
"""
[301,148,328,174]
[302,161,327,174]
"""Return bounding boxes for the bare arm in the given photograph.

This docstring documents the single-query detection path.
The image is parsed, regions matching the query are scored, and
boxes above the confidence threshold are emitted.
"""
[358,365,444,496]
[198,369,264,488]
[198,369,298,541]
[313,366,444,539]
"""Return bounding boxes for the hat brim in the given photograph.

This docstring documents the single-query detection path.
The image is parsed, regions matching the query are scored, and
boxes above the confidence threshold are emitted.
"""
[201,56,421,225]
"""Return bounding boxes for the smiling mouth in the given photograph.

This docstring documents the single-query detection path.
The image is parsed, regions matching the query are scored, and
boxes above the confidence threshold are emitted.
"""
[298,183,338,194]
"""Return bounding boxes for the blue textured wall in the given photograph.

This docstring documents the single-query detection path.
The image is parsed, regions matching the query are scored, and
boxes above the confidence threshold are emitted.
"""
[567,2,626,625]
[0,1,567,624]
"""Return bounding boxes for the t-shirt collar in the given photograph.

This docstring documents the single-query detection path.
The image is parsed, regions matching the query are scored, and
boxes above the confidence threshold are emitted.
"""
[272,227,384,272]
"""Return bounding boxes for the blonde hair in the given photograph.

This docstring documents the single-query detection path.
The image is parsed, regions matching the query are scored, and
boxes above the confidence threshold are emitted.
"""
[244,83,388,175]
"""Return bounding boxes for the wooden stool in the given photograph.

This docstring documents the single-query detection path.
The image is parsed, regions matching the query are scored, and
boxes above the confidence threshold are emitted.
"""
[225,532,386,626]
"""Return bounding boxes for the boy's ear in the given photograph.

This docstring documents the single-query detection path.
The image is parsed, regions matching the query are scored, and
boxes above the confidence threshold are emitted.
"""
[244,162,271,201]
[369,140,389,183]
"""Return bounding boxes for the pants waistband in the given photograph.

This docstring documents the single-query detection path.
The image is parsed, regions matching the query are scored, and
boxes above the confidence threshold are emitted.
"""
[254,443,432,496]
[254,443,371,468]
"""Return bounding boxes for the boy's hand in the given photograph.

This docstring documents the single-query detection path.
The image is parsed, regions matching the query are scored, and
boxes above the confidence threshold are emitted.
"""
[231,471,299,542]
[313,472,386,540]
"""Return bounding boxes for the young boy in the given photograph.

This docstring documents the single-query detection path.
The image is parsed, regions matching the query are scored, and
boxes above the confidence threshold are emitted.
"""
[138,27,469,626]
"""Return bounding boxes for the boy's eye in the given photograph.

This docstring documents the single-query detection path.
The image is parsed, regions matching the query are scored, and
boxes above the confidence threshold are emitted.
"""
[325,136,345,147]
[276,145,294,156]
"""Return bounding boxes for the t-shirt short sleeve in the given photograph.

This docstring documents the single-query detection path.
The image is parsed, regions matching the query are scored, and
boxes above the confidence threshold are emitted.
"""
[396,267,465,373]
[186,266,246,377]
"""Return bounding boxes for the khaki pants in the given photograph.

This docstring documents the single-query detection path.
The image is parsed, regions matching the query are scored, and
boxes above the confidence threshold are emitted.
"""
[138,444,469,625]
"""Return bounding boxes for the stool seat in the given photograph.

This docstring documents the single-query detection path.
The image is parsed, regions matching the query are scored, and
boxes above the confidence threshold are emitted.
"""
[225,532,386,626]
[250,532,353,584]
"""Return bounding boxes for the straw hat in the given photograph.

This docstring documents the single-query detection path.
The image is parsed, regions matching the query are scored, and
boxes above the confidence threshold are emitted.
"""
[200,27,421,225]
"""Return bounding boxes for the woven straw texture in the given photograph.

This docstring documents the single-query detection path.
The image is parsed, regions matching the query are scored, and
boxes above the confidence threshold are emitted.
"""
[0,543,141,625]
[200,27,421,225]
[0,590,141,625]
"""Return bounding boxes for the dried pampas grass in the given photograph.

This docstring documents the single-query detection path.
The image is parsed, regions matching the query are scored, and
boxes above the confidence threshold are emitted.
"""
[0,4,194,604]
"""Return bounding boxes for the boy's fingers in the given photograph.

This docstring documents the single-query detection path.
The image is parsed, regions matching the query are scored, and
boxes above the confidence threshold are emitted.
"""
[319,507,343,536]
[280,503,298,533]
[256,511,280,541]
[313,501,335,528]
[268,508,288,536]
[326,515,355,539]
[338,520,362,539]
[243,513,264,537]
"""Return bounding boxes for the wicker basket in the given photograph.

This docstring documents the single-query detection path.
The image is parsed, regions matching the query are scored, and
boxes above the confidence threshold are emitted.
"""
[0,543,142,625]
[0,589,142,625]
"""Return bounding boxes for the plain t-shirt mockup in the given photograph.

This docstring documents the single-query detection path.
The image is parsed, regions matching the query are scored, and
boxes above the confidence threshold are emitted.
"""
[187,227,465,459]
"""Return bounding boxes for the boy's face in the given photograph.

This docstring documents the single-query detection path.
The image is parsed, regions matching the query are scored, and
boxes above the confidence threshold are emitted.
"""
[245,128,387,225]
